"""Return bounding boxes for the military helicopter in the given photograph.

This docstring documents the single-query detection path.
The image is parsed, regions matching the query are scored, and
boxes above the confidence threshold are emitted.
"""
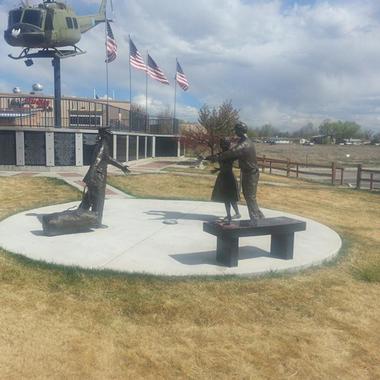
[4,0,108,59]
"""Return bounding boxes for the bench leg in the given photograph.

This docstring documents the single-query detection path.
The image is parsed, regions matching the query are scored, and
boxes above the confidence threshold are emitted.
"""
[216,236,239,267]
[270,233,294,260]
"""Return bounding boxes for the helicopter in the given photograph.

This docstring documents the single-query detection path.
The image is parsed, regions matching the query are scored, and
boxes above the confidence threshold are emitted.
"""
[4,0,108,59]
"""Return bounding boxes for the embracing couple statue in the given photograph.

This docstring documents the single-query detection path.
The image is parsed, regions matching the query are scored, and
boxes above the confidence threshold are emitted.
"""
[206,122,264,225]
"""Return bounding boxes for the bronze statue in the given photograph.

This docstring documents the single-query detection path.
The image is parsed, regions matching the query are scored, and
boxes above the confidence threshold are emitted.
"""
[207,122,264,225]
[42,127,129,235]
[79,127,129,226]
[211,138,241,224]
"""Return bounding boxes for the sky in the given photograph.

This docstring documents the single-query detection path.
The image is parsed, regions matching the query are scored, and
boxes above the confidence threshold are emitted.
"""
[1,0,380,132]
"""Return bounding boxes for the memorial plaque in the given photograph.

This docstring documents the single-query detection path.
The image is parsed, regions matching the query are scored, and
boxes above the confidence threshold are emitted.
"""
[147,136,153,157]
[128,135,137,161]
[116,135,126,162]
[54,133,75,166]
[83,133,97,165]
[139,135,146,159]
[0,131,16,165]
[24,132,46,166]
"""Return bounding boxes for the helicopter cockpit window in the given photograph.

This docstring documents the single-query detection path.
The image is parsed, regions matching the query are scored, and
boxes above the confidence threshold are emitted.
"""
[66,17,73,29]
[8,10,22,27]
[73,18,78,29]
[22,10,43,28]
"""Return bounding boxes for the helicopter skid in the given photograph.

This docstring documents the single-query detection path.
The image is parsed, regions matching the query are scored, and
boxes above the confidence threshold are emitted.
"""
[8,46,86,60]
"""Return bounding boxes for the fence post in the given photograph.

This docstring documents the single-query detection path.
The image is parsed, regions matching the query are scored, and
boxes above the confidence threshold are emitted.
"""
[286,159,290,177]
[296,163,299,178]
[340,168,344,186]
[262,155,266,173]
[269,160,272,174]
[331,162,336,185]
[356,164,362,189]
[370,173,374,190]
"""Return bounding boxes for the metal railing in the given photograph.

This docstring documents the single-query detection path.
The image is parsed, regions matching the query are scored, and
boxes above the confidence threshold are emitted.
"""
[0,94,179,135]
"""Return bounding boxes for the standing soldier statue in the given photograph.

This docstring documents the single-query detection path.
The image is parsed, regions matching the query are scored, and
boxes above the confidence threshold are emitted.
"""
[207,122,264,225]
[79,126,130,226]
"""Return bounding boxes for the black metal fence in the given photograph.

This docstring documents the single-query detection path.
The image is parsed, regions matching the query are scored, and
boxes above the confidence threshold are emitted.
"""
[0,94,179,135]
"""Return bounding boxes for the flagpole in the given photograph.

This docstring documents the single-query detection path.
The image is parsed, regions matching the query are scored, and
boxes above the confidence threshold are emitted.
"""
[104,10,109,126]
[173,59,177,133]
[145,51,149,132]
[128,35,132,131]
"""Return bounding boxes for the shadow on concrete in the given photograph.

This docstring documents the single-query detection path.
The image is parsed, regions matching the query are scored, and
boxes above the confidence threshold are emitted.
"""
[146,210,219,222]
[170,246,269,266]
[30,229,95,237]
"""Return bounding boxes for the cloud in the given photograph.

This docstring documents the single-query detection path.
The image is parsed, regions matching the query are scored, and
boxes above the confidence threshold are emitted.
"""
[1,0,380,131]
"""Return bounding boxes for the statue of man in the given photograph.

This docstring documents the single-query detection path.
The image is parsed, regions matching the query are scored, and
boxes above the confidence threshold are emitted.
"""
[79,127,129,226]
[209,122,264,224]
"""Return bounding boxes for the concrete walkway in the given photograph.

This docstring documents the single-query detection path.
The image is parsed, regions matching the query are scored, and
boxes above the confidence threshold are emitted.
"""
[0,158,181,199]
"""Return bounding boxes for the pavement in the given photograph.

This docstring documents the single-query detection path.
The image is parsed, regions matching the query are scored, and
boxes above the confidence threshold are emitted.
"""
[0,198,342,277]
[0,158,182,199]
[0,158,343,276]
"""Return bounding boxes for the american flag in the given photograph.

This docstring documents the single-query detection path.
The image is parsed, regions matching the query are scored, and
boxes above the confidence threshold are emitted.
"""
[129,38,147,71]
[105,20,117,63]
[176,60,189,91]
[147,54,169,85]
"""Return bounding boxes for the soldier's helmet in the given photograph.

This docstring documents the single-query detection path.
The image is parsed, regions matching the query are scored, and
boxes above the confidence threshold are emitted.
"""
[234,122,248,134]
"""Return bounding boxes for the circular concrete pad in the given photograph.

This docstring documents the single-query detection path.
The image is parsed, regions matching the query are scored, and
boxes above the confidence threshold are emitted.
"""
[0,199,342,276]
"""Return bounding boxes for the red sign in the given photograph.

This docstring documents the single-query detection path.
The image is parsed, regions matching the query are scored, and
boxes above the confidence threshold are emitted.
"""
[9,97,52,111]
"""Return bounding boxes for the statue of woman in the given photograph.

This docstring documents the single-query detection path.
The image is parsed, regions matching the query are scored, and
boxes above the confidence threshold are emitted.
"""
[211,138,241,224]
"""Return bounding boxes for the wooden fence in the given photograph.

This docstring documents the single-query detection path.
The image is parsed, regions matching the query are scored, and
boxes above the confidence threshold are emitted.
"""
[256,155,345,185]
[356,165,380,190]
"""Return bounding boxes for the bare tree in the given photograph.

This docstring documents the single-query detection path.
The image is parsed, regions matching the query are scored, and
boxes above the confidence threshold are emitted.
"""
[181,100,240,155]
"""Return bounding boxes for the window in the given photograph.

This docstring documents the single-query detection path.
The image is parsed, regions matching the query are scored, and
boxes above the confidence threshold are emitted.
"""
[66,17,73,29]
[8,10,22,27]
[73,18,78,29]
[22,10,43,27]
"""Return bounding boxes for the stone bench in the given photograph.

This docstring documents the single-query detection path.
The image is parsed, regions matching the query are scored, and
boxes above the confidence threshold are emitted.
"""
[203,217,306,267]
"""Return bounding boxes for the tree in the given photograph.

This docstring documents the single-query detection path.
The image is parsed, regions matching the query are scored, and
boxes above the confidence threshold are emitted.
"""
[371,132,380,144]
[156,107,174,134]
[319,120,362,142]
[180,100,240,155]
[260,124,279,138]
[292,123,318,138]
[129,103,147,131]
[362,129,373,141]
[251,124,281,138]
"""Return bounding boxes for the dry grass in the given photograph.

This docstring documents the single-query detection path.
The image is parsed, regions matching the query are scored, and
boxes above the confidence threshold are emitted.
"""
[117,168,314,198]
[0,174,379,379]
[255,143,380,166]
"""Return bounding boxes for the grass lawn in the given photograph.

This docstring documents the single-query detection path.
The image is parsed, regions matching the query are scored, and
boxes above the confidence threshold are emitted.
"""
[0,174,379,379]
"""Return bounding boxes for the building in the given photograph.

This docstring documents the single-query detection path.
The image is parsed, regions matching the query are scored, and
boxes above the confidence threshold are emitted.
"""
[0,92,183,168]
[310,135,335,144]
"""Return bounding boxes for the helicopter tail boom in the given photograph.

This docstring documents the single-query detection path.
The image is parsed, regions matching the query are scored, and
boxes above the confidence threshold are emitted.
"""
[98,0,107,18]
[78,0,108,34]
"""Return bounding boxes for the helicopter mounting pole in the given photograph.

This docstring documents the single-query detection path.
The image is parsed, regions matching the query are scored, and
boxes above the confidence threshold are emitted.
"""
[52,56,62,128]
